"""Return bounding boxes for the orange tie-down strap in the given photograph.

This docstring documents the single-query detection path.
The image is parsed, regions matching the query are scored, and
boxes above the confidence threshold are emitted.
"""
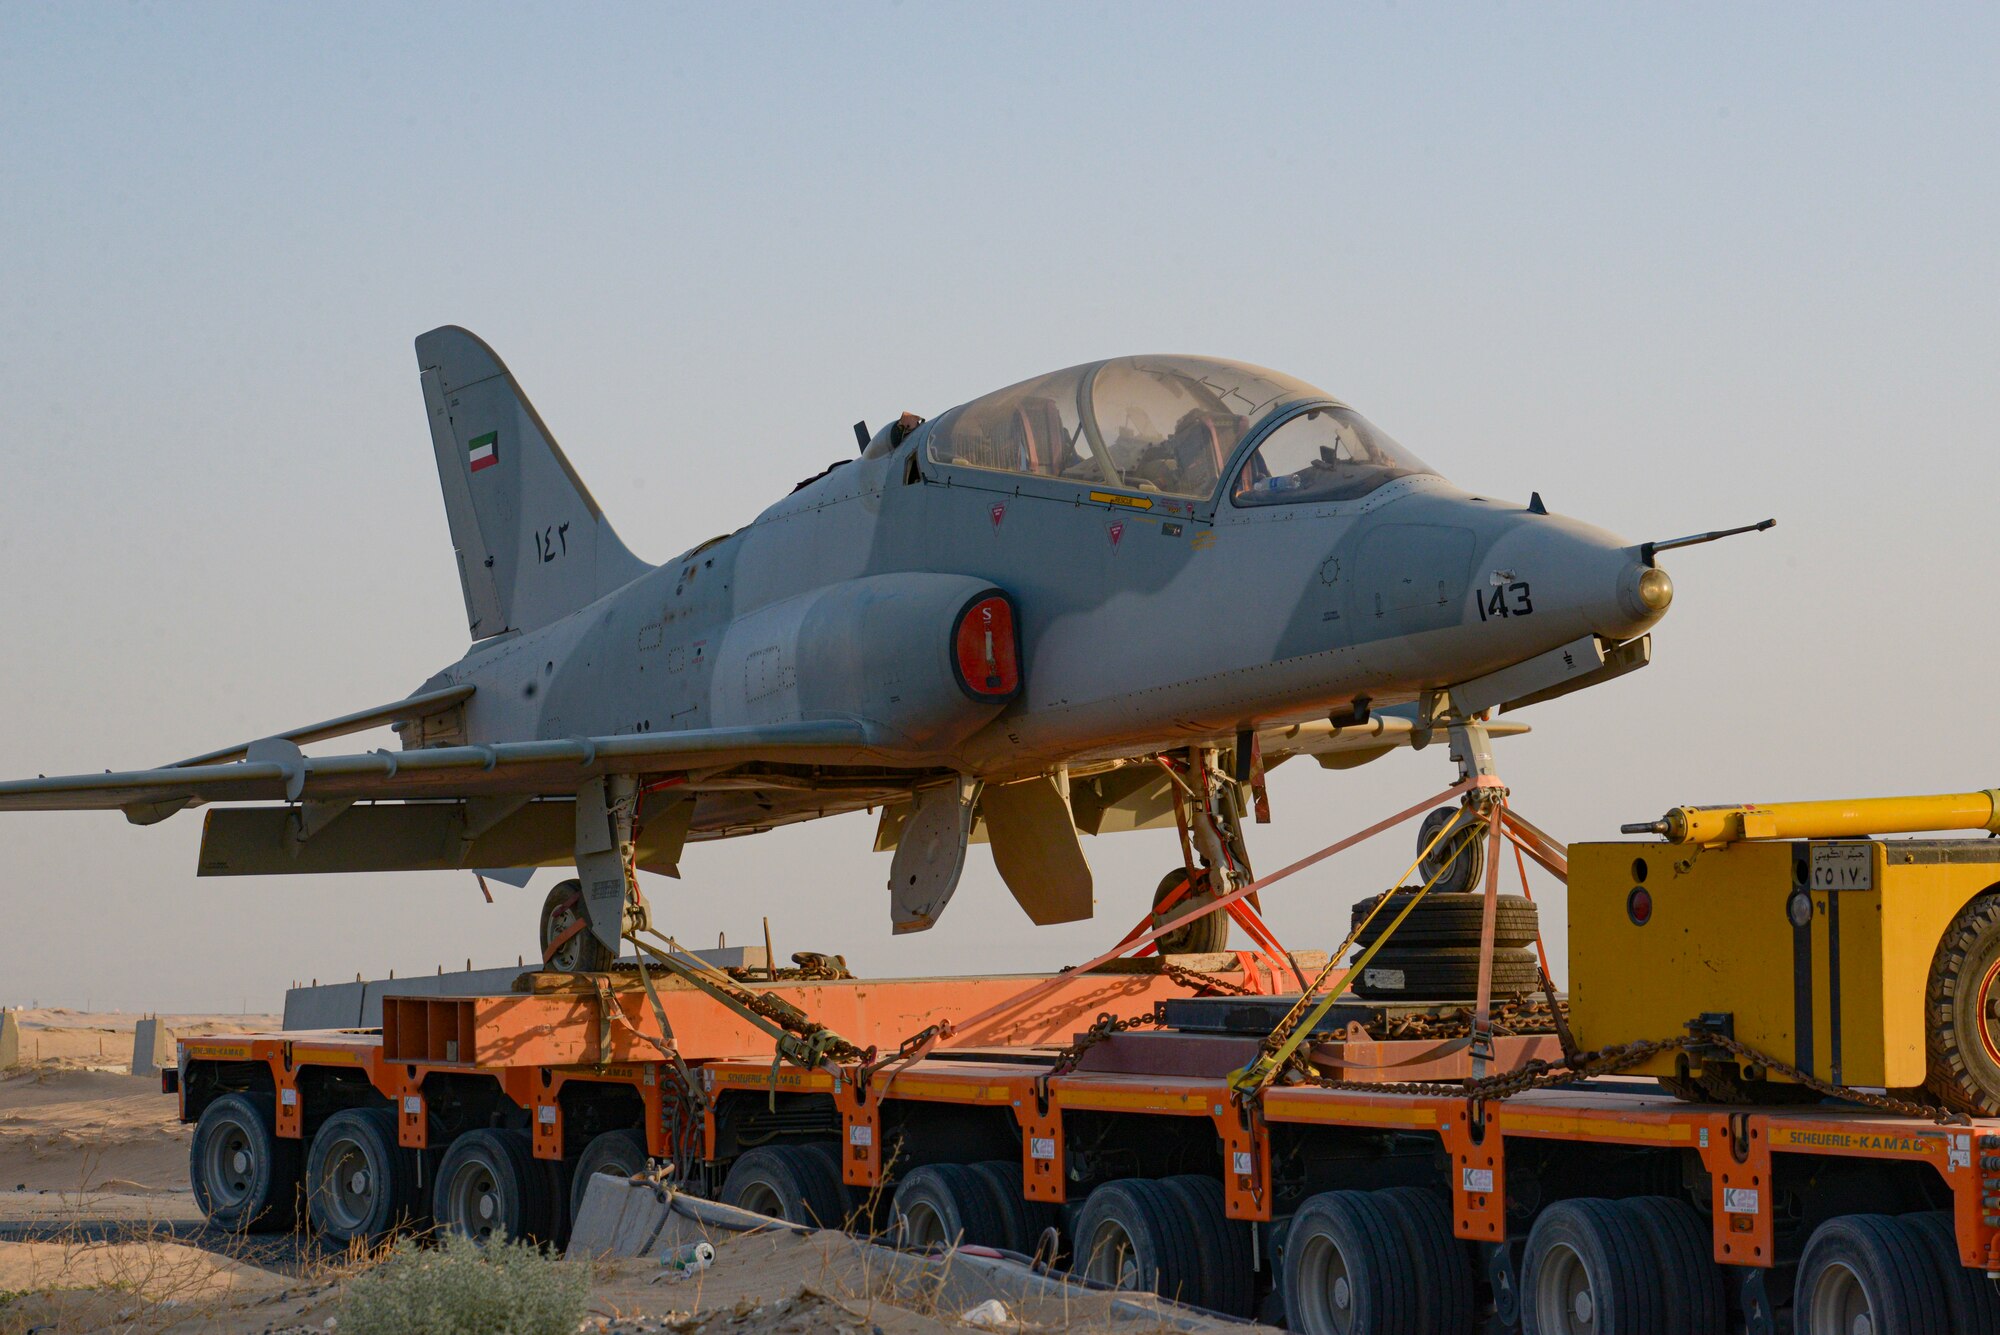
[1308,1036,1474,1071]
[932,775,1496,1050]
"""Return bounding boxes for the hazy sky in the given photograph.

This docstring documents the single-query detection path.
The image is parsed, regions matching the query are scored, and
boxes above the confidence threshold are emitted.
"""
[3,4,1995,1012]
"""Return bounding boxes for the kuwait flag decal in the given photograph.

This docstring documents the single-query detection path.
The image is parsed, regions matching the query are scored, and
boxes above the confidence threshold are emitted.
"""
[468,431,499,473]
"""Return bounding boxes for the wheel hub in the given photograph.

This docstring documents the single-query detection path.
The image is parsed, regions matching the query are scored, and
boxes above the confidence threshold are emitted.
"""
[1978,957,2000,1067]
[231,1149,250,1175]
[479,1191,497,1221]
[348,1169,370,1195]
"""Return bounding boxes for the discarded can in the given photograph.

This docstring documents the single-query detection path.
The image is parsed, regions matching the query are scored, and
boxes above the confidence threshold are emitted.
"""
[659,1240,715,1279]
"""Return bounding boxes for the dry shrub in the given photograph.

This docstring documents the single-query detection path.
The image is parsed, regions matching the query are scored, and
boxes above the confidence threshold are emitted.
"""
[340,1232,589,1335]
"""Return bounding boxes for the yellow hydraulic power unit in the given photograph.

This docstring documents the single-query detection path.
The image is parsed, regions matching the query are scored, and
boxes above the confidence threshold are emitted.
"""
[1569,788,2000,1113]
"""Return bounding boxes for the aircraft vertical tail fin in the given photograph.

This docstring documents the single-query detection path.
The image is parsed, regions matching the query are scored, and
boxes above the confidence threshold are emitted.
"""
[415,326,649,640]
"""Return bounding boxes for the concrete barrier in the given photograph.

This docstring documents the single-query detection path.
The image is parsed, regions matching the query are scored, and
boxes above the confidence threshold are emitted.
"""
[564,1174,1259,1331]
[131,1015,175,1076]
[0,1009,18,1067]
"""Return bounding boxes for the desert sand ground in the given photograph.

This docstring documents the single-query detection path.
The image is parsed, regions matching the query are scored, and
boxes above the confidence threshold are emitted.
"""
[1,1013,1254,1334]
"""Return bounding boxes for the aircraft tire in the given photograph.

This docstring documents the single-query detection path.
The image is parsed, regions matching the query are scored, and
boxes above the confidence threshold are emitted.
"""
[1152,869,1230,955]
[1417,806,1486,894]
[569,1127,651,1227]
[433,1128,553,1244]
[305,1106,422,1246]
[540,878,616,973]
[1156,1174,1255,1317]
[1793,1214,1949,1335]
[190,1091,301,1233]
[1925,891,2000,1115]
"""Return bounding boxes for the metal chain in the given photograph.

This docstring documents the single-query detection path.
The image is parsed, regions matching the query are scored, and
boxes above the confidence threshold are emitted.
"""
[1293,1026,1967,1125]
[1161,961,1258,996]
[1046,1010,1167,1079]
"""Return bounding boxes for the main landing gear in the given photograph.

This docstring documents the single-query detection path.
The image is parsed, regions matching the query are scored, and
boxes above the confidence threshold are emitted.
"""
[538,773,653,973]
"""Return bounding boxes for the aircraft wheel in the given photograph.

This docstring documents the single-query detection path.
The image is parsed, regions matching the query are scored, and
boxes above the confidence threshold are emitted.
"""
[719,1144,846,1227]
[1152,869,1230,955]
[1620,1196,1725,1334]
[190,1092,301,1233]
[1375,1185,1476,1335]
[1072,1178,1203,1305]
[966,1159,1060,1259]
[1519,1197,1665,1335]
[1904,1209,2000,1333]
[305,1107,420,1246]
[568,1127,651,1227]
[1156,1174,1255,1317]
[433,1128,555,1244]
[1793,1214,1949,1335]
[891,1163,1009,1250]
[1925,891,2000,1114]
[1280,1188,1417,1334]
[540,878,616,973]
[1417,806,1485,894]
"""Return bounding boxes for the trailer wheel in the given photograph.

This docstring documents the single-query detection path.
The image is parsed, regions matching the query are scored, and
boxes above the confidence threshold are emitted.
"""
[892,1164,1009,1250]
[191,1092,300,1233]
[305,1107,418,1246]
[1620,1196,1724,1334]
[720,1145,846,1227]
[1156,1174,1255,1317]
[1519,1197,1664,1335]
[1281,1189,1416,1334]
[1073,1178,1203,1306]
[1375,1185,1475,1335]
[967,1160,1059,1259]
[1905,1209,2000,1333]
[569,1127,650,1226]
[1794,1214,1949,1335]
[540,878,615,974]
[1153,869,1230,955]
[1926,891,2000,1114]
[434,1128,554,1244]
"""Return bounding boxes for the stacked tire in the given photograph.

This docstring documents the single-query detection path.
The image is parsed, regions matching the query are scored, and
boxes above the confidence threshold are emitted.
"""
[1347,889,1541,1001]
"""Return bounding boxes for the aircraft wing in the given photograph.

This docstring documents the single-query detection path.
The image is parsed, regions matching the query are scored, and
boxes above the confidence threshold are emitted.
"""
[0,719,886,821]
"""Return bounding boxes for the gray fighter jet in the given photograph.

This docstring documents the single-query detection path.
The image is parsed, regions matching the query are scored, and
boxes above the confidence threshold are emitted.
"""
[0,329,1764,968]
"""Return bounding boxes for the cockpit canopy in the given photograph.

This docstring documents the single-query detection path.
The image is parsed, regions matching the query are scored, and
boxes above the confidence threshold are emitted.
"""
[922,355,1433,504]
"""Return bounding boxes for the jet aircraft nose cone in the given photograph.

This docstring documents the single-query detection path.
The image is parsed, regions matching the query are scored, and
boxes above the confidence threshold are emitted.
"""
[1620,564,1674,619]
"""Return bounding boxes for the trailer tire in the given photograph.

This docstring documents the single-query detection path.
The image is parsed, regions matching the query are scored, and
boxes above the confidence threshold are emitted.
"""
[1520,1197,1665,1335]
[1904,1210,2000,1334]
[1349,946,1541,1001]
[1073,1178,1203,1306]
[434,1128,554,1244]
[1282,1189,1417,1335]
[569,1127,651,1227]
[305,1107,419,1246]
[1794,1214,1949,1335]
[1620,1196,1724,1334]
[1925,890,2000,1115]
[720,1145,846,1228]
[1375,1185,1475,1335]
[190,1092,300,1233]
[540,878,616,974]
[892,1163,1008,1250]
[1153,869,1230,956]
[1157,1174,1255,1317]
[967,1160,1058,1260]
[1352,892,1538,948]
